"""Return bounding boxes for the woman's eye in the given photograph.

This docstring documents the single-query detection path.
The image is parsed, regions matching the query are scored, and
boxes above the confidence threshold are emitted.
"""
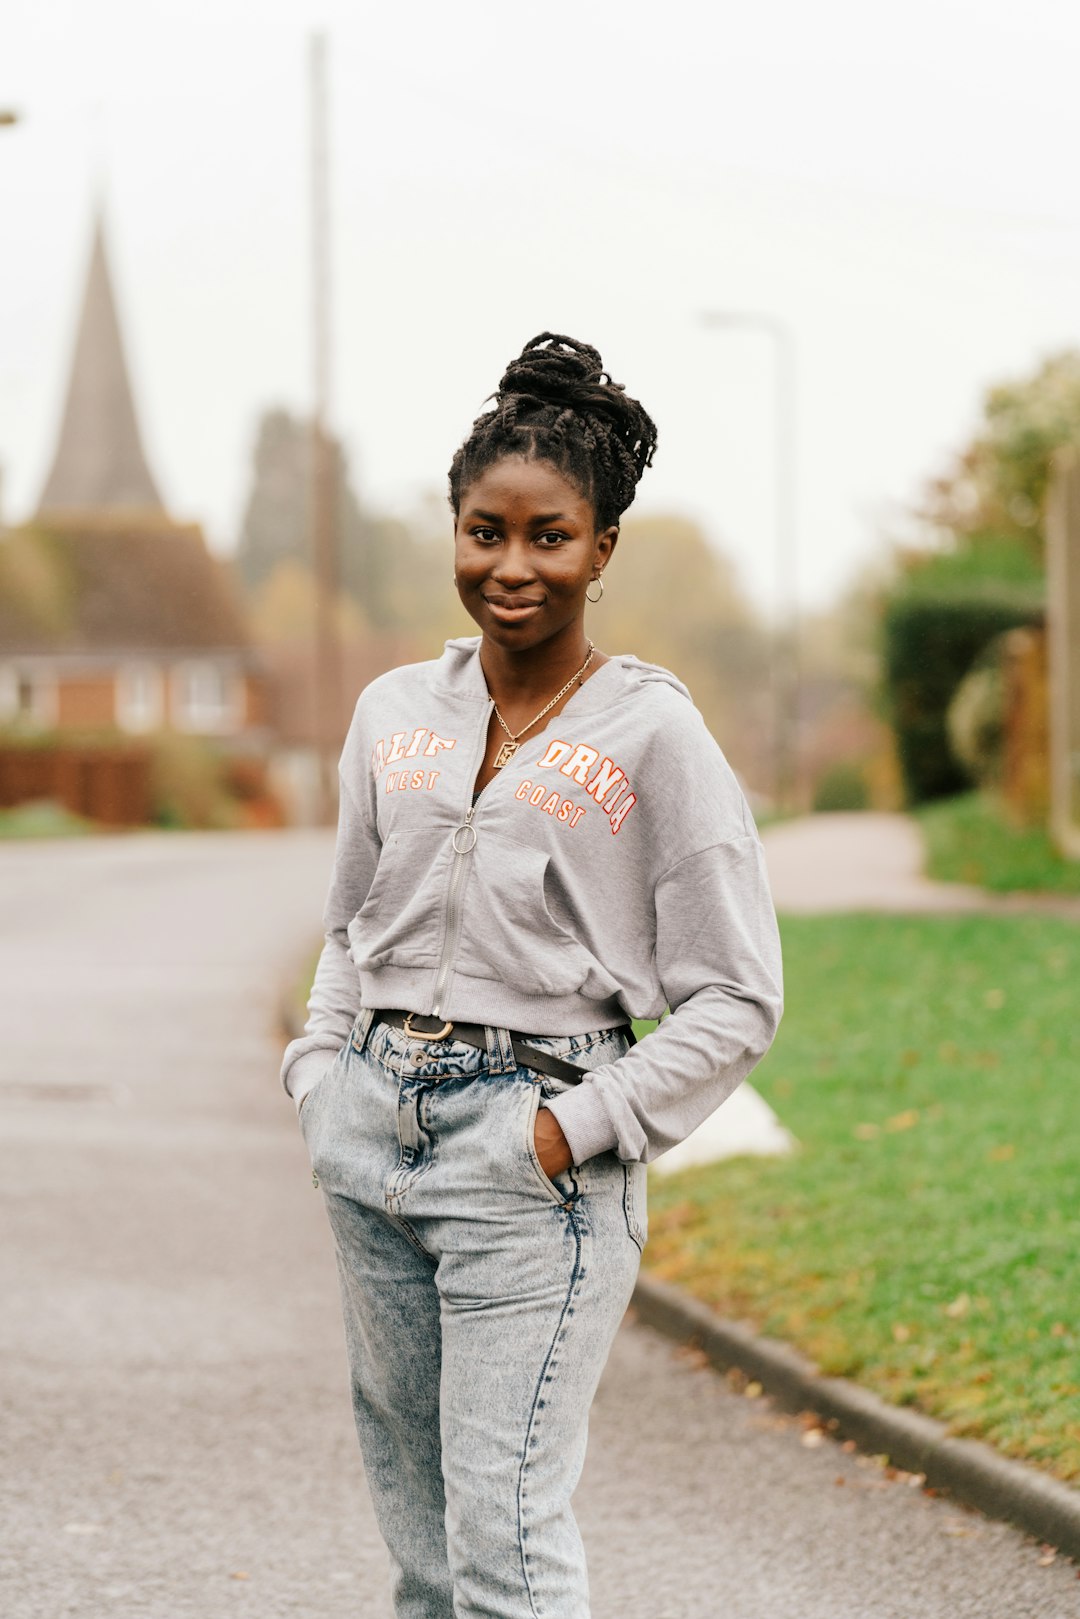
[471,527,498,543]
[536,532,568,547]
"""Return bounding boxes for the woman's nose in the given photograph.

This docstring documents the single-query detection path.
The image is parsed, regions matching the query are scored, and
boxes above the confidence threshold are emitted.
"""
[491,539,537,585]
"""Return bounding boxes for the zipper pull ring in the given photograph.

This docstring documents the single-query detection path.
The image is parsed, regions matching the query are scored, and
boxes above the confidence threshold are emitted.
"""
[452,807,477,854]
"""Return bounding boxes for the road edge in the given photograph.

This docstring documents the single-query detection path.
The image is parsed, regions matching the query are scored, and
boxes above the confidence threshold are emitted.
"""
[632,1272,1080,1559]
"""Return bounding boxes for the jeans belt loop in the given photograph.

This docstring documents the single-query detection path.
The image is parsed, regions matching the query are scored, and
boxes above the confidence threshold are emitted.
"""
[485,1024,517,1075]
[351,1007,375,1055]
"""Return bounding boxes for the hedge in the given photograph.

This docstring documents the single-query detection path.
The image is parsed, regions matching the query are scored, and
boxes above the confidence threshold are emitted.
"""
[882,595,1041,805]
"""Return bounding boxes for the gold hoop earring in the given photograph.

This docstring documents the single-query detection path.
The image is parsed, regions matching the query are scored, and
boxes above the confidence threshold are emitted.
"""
[586,576,604,603]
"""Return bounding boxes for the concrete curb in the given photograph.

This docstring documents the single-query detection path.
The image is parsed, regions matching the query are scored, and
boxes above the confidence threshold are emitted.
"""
[632,1272,1080,1559]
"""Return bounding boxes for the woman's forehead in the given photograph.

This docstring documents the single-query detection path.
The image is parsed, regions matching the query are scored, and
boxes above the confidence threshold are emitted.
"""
[460,455,590,514]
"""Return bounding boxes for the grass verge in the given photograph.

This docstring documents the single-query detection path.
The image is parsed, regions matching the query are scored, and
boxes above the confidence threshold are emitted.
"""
[0,800,96,839]
[916,790,1080,894]
[642,912,1080,1484]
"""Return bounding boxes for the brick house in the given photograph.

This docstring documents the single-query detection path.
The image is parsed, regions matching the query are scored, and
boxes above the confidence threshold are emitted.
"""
[0,206,271,749]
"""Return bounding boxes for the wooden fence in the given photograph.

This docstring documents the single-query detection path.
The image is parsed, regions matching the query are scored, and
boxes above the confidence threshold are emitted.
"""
[0,746,152,827]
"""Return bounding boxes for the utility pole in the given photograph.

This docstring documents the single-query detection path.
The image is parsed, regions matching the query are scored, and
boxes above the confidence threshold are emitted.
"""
[308,32,342,825]
[700,311,800,813]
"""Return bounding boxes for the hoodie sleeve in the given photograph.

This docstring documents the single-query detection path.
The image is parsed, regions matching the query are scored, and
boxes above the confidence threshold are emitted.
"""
[279,735,381,1112]
[542,833,783,1164]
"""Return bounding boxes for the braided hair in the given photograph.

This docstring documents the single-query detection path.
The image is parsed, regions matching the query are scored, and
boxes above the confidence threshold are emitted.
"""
[448,333,658,532]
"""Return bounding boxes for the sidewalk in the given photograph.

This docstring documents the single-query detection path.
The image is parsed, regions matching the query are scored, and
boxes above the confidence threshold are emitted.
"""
[761,811,1080,919]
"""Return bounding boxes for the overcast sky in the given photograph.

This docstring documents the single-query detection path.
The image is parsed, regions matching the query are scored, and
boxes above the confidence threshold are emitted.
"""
[4,0,1080,617]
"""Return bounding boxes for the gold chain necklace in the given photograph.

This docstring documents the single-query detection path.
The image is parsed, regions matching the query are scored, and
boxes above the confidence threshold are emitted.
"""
[489,642,596,769]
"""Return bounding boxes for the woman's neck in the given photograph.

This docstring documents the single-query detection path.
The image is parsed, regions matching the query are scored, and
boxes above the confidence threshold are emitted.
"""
[478,629,603,707]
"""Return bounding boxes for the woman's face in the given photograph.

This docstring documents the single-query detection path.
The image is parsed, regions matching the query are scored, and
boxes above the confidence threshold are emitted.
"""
[453,455,618,655]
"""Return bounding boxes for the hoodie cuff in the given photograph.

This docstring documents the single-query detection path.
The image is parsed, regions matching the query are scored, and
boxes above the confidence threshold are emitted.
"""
[542,1084,620,1165]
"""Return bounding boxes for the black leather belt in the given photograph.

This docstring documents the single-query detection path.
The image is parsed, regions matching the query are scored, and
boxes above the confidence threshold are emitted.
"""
[372,1010,635,1086]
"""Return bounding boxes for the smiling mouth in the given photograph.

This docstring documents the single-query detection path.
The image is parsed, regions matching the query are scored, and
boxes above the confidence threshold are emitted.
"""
[483,595,544,612]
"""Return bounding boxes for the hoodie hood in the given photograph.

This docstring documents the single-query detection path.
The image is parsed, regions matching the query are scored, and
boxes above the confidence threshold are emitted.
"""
[437,636,693,709]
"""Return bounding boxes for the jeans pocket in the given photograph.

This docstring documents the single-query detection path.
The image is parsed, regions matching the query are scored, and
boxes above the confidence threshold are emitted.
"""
[622,1159,648,1252]
[523,1083,580,1207]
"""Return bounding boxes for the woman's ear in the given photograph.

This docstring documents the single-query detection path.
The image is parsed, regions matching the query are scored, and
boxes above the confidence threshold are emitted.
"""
[595,525,619,568]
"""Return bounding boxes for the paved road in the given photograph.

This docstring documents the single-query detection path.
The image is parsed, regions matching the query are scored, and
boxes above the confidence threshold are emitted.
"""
[1,830,1075,1617]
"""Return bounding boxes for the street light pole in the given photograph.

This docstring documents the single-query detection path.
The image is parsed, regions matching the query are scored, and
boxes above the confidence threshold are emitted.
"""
[700,310,800,812]
[308,32,342,826]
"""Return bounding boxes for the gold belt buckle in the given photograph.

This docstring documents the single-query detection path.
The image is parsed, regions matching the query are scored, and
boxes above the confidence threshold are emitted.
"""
[402,1012,454,1043]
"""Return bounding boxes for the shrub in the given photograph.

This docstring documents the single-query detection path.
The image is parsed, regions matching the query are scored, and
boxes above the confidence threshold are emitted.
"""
[148,734,241,830]
[881,593,1040,805]
[812,761,870,812]
[946,639,1007,789]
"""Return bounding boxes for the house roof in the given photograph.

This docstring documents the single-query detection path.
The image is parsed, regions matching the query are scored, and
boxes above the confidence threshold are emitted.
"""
[36,206,165,516]
[0,515,251,656]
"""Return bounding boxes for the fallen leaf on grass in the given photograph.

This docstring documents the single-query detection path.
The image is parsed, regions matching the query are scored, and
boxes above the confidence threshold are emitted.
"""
[744,1380,763,1399]
[987,1142,1014,1161]
[230,1572,250,1581]
[800,1428,825,1447]
[854,1122,880,1140]
[944,1293,970,1319]
[885,1109,920,1133]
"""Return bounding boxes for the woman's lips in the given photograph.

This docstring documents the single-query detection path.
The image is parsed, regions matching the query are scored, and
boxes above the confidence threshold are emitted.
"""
[484,596,544,622]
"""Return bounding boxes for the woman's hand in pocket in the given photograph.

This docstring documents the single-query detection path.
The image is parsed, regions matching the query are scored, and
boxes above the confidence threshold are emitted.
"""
[534,1106,573,1179]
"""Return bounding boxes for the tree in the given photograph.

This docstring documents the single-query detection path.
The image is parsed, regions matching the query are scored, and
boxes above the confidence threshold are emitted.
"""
[234,407,386,619]
[599,513,771,776]
[921,350,1080,562]
[235,408,457,637]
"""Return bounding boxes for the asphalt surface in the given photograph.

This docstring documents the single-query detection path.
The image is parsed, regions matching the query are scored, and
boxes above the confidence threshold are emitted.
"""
[1,828,1076,1618]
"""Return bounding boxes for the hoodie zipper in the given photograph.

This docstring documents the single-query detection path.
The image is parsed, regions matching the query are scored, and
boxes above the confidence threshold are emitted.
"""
[430,705,491,1019]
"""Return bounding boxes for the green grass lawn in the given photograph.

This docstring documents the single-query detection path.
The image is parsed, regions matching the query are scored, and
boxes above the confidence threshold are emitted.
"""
[642,912,1080,1484]
[916,790,1080,894]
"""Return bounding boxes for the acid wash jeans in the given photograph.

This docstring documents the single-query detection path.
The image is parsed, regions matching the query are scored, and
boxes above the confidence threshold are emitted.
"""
[298,1008,648,1619]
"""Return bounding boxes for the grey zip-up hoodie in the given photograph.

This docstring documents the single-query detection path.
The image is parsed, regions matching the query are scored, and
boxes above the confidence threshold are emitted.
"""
[281,636,783,1165]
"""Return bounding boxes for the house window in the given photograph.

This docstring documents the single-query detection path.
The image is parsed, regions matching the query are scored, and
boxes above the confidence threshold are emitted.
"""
[115,664,164,733]
[170,661,242,734]
[0,665,57,729]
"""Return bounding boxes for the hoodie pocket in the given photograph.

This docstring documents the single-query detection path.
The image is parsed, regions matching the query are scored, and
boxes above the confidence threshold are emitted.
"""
[347,828,448,971]
[457,835,594,997]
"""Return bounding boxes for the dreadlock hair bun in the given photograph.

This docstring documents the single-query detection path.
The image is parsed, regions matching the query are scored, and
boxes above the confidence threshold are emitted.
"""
[448,332,658,532]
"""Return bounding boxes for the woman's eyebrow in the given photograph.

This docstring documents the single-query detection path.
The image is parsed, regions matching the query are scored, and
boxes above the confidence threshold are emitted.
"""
[464,508,573,525]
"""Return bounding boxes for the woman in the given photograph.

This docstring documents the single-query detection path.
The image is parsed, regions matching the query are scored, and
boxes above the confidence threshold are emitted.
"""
[281,332,783,1619]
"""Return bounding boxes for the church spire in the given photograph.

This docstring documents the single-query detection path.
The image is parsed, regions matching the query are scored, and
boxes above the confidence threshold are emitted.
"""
[36,204,165,516]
